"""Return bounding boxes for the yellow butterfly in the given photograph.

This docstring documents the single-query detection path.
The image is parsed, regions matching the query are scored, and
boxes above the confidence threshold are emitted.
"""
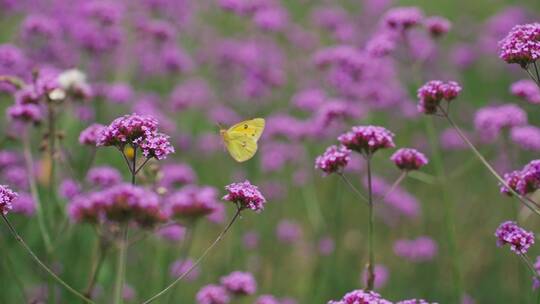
[220,118,265,162]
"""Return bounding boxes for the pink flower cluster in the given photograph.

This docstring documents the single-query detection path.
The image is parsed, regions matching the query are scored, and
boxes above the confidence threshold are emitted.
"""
[0,184,17,215]
[501,160,540,196]
[164,185,220,220]
[499,23,540,67]
[196,270,257,304]
[220,271,257,295]
[223,180,266,212]
[511,79,540,104]
[383,7,424,32]
[97,113,174,160]
[315,145,351,175]
[67,183,165,227]
[338,125,395,156]
[425,16,452,38]
[474,104,527,143]
[495,221,535,254]
[390,148,429,171]
[328,289,391,304]
[393,237,438,262]
[417,80,462,114]
[79,123,106,146]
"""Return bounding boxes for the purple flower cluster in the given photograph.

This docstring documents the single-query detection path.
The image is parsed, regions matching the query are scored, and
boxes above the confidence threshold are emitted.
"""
[390,148,429,171]
[425,16,452,38]
[196,284,230,304]
[473,104,527,143]
[164,185,220,221]
[328,289,391,304]
[393,237,438,262]
[276,220,303,244]
[383,7,424,32]
[396,300,436,304]
[501,159,540,196]
[499,23,540,67]
[97,113,174,160]
[315,145,351,175]
[79,123,106,146]
[510,126,540,151]
[495,221,535,254]
[511,79,540,104]
[417,80,462,114]
[220,271,257,295]
[0,184,17,215]
[223,181,266,212]
[159,163,197,190]
[170,258,199,281]
[67,183,164,227]
[86,166,122,188]
[338,126,395,156]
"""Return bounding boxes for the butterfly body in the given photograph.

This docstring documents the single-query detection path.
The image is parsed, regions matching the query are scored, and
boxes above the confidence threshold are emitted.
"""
[220,118,265,162]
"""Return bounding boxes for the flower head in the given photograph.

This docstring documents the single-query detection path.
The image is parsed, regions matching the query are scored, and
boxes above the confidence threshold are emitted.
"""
[511,79,540,104]
[223,180,266,212]
[315,145,351,175]
[511,126,540,151]
[495,221,535,254]
[417,80,462,114]
[329,289,391,304]
[0,185,17,215]
[165,185,219,220]
[220,271,257,295]
[338,126,395,156]
[79,124,106,146]
[98,113,174,160]
[383,7,424,32]
[425,16,451,37]
[196,285,230,304]
[86,166,122,188]
[390,148,428,171]
[499,23,540,67]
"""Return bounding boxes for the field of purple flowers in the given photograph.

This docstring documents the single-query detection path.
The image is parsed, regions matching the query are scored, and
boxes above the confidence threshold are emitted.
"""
[1,0,540,303]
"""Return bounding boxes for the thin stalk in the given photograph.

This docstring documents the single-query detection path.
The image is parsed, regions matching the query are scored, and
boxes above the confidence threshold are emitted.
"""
[533,62,540,87]
[524,66,540,87]
[22,132,52,252]
[337,173,368,204]
[165,223,198,303]
[439,106,540,215]
[84,238,108,298]
[375,171,407,204]
[365,156,375,290]
[113,225,129,304]
[519,254,539,279]
[1,214,95,303]
[424,117,462,301]
[131,147,137,185]
[142,208,242,304]
[134,157,151,175]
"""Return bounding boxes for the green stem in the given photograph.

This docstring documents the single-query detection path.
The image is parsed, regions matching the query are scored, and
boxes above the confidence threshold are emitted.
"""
[366,156,375,290]
[1,214,94,303]
[22,132,52,253]
[338,173,368,204]
[84,237,108,298]
[439,106,540,215]
[113,225,129,304]
[142,208,242,304]
[424,117,462,301]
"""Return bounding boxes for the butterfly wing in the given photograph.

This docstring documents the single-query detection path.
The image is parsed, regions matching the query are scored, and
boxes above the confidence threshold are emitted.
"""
[227,118,265,141]
[224,133,258,162]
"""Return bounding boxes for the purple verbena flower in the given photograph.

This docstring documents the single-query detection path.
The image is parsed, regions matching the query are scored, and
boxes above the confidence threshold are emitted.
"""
[498,23,540,67]
[315,145,351,175]
[338,126,395,156]
[220,271,257,295]
[0,185,17,215]
[196,285,230,304]
[495,221,535,254]
[223,180,266,212]
[390,148,429,171]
